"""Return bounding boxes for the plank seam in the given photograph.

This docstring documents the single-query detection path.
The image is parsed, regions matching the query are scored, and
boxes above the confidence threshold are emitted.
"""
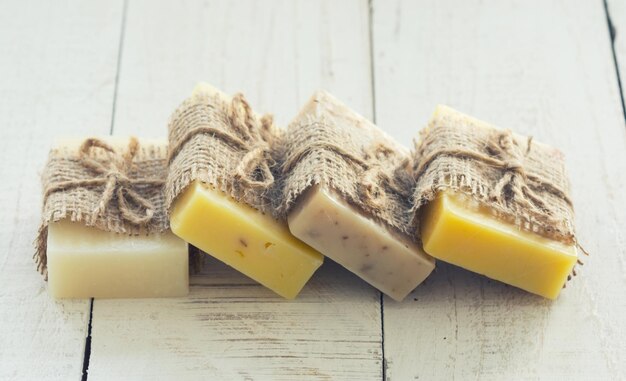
[604,0,626,124]
[110,0,129,134]
[83,1,128,378]
[81,299,94,381]
[380,292,387,381]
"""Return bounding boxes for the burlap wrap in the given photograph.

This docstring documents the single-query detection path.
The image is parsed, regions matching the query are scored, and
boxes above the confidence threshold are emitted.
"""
[277,91,415,237]
[411,106,576,246]
[166,88,278,215]
[35,137,169,278]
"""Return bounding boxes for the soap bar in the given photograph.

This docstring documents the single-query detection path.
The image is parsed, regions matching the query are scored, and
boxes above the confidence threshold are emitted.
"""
[281,91,434,301]
[166,84,323,299]
[413,105,578,299]
[289,185,434,301]
[170,181,322,299]
[47,220,188,298]
[421,192,577,299]
[37,137,189,299]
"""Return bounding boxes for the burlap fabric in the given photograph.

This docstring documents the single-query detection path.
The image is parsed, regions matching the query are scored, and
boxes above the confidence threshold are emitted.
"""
[166,88,278,215]
[277,91,415,237]
[35,137,169,278]
[411,106,576,246]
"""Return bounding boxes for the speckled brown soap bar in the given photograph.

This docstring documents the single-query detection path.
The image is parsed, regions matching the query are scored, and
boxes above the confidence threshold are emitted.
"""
[278,91,435,301]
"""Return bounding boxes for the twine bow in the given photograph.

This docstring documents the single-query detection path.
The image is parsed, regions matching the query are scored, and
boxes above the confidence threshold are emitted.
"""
[281,132,408,207]
[229,94,275,189]
[168,93,275,189]
[44,137,164,225]
[486,130,552,214]
[479,130,576,221]
[358,142,412,207]
[488,131,588,258]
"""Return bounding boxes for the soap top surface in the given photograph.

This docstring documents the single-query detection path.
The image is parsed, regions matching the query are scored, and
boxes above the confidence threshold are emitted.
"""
[48,219,185,254]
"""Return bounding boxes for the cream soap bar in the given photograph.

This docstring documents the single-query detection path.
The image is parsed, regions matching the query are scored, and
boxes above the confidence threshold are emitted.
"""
[47,220,188,298]
[413,105,578,299]
[166,84,323,299]
[282,91,435,301]
[38,137,189,299]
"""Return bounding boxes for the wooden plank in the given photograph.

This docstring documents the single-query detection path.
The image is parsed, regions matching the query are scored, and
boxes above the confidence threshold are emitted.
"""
[111,0,374,134]
[90,259,380,381]
[88,1,382,380]
[0,1,123,380]
[373,0,626,379]
[607,0,626,112]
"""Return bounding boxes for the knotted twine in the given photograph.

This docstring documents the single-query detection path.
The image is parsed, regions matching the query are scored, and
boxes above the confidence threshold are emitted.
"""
[411,106,584,259]
[166,89,278,215]
[277,91,415,237]
[35,138,169,278]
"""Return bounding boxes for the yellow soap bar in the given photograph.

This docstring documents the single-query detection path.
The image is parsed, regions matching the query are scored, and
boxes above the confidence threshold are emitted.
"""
[170,181,323,299]
[421,192,577,299]
[47,220,189,299]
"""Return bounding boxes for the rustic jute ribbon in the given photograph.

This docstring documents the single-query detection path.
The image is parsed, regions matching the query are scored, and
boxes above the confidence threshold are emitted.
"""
[35,138,169,278]
[414,129,572,226]
[277,91,415,237]
[281,138,411,209]
[165,91,278,215]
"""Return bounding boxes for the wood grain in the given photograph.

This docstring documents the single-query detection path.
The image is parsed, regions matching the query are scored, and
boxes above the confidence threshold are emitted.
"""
[88,1,382,380]
[0,1,123,379]
[372,0,626,379]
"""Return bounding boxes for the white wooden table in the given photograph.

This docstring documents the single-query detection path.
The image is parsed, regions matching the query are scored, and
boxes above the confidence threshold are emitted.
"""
[2,1,625,380]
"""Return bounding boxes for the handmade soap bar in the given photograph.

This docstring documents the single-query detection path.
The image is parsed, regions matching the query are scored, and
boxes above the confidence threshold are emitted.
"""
[421,192,577,299]
[413,105,578,299]
[37,137,189,299]
[47,220,188,298]
[166,84,323,299]
[170,181,322,299]
[281,91,434,301]
[289,185,434,301]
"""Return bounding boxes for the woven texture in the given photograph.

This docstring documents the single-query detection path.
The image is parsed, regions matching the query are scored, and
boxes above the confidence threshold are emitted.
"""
[277,91,415,237]
[411,105,576,245]
[35,138,170,278]
[166,88,278,216]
